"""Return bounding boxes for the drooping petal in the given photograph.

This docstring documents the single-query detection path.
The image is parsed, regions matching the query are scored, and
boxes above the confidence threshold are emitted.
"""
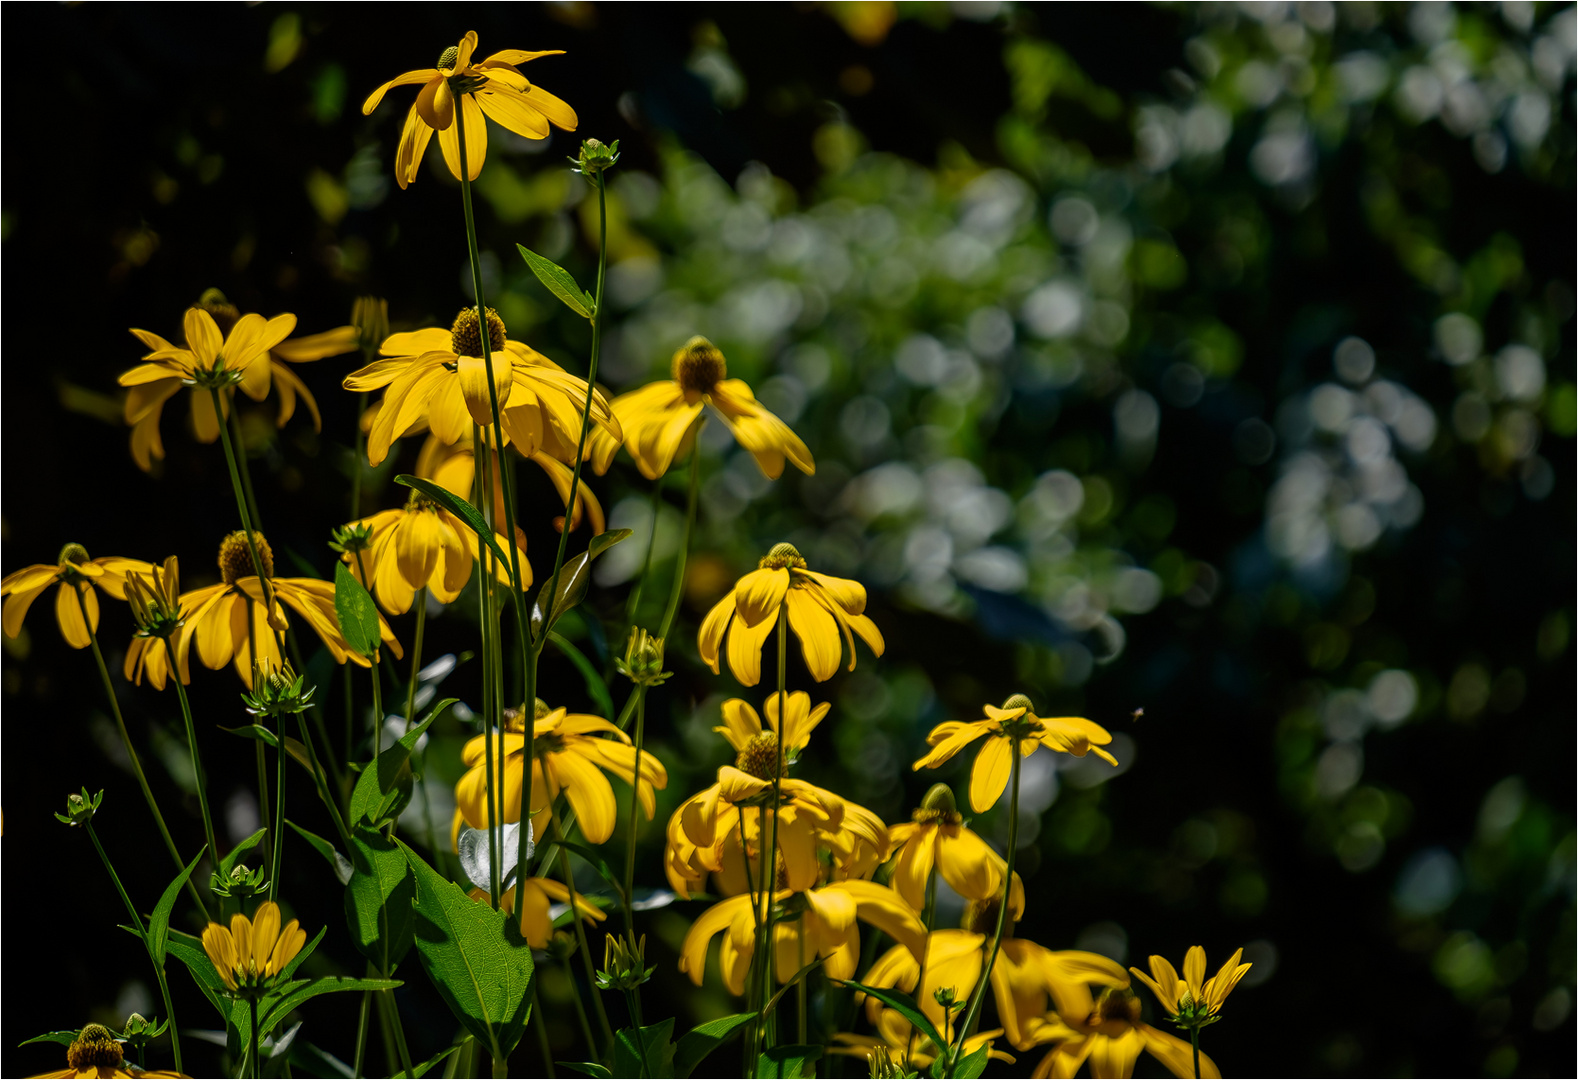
[733,567,791,628]
[363,69,439,114]
[697,593,736,675]
[1,571,57,639]
[714,698,763,751]
[725,605,778,687]
[394,510,443,590]
[552,750,619,843]
[474,85,551,140]
[53,581,98,649]
[1089,1027,1146,1079]
[437,93,487,181]
[936,824,1000,902]
[678,894,753,985]
[1138,1023,1220,1079]
[785,587,841,682]
[456,352,513,427]
[799,570,866,615]
[395,102,436,188]
[890,824,939,912]
[969,735,1013,814]
[184,307,224,369]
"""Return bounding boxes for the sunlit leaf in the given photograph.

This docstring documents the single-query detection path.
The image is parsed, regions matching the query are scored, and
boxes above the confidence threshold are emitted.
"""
[333,562,381,659]
[516,244,595,319]
[673,1012,754,1078]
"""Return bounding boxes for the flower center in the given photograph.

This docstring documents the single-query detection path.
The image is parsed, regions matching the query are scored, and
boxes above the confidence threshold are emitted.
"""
[758,542,807,571]
[66,1025,123,1072]
[58,542,91,566]
[1001,693,1034,712]
[198,287,241,333]
[1094,986,1141,1025]
[451,307,507,358]
[736,731,784,781]
[961,895,1006,936]
[218,530,273,585]
[671,336,726,394]
[911,806,963,826]
[437,45,461,70]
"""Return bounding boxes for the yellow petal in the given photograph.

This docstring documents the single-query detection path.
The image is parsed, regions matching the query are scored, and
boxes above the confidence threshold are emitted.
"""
[678,894,752,985]
[363,69,438,114]
[395,511,443,590]
[890,825,937,912]
[936,824,1000,902]
[734,567,790,628]
[395,102,436,189]
[415,74,453,131]
[800,570,866,614]
[726,605,777,687]
[968,736,1013,814]
[438,93,487,181]
[54,582,97,649]
[552,750,618,843]
[697,592,736,674]
[474,85,551,140]
[714,698,763,751]
[1183,946,1207,999]
[202,924,239,992]
[456,352,513,427]
[184,307,224,369]
[785,587,840,682]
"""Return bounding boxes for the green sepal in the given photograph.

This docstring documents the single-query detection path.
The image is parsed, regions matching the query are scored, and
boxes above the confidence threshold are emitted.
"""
[673,1012,754,1078]
[612,1018,675,1078]
[286,819,354,885]
[532,529,632,641]
[516,244,595,319]
[346,824,415,973]
[348,699,455,829]
[149,846,208,966]
[399,838,535,1063]
[756,1043,823,1078]
[393,476,515,584]
[334,562,382,659]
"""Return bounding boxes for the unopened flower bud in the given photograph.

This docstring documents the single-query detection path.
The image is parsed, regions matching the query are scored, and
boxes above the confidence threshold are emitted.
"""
[55,787,103,827]
[595,932,654,991]
[351,296,389,353]
[573,137,620,180]
[241,659,315,718]
[615,627,670,687]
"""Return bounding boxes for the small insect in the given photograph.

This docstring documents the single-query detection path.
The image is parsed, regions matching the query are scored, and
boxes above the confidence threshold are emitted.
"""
[1130,708,1144,722]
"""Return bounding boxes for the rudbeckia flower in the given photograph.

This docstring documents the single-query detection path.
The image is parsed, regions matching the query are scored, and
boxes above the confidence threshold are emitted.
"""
[2,544,151,649]
[454,701,667,844]
[344,306,620,468]
[468,879,605,950]
[698,542,883,686]
[886,783,1024,915]
[914,694,1117,813]
[162,531,401,690]
[588,336,814,481]
[679,879,925,995]
[339,487,531,616]
[1129,946,1252,1027]
[362,30,577,189]
[1028,985,1219,1079]
[28,1023,188,1079]
[118,292,347,472]
[415,429,605,535]
[200,901,307,994]
[711,690,829,762]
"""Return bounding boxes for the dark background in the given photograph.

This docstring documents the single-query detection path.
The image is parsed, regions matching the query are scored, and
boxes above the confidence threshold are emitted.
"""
[4,3,1573,1077]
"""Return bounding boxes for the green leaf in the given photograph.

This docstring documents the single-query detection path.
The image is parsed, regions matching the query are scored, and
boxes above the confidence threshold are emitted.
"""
[257,976,401,1037]
[756,1044,823,1078]
[165,929,244,1049]
[399,839,535,1062]
[287,1039,356,1079]
[557,1064,612,1079]
[220,828,269,878]
[287,819,354,885]
[149,847,208,966]
[612,1018,676,1078]
[762,957,825,1018]
[673,1012,754,1078]
[19,1030,83,1048]
[334,562,381,659]
[535,839,626,903]
[346,825,415,973]
[391,1042,462,1079]
[838,980,948,1057]
[516,244,595,319]
[394,476,513,581]
[534,529,632,639]
[947,1044,990,1079]
[546,631,615,719]
[349,699,455,829]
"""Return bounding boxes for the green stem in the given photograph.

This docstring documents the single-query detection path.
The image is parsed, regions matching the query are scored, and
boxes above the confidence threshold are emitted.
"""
[549,799,615,1049]
[531,982,557,1078]
[560,954,597,1058]
[256,740,272,880]
[167,647,222,877]
[621,686,647,941]
[344,665,355,777]
[658,437,703,641]
[268,713,286,903]
[755,605,789,1059]
[469,429,502,910]
[625,989,652,1078]
[1191,1026,1201,1080]
[353,986,371,1078]
[78,588,207,919]
[741,812,766,1078]
[907,868,939,1060]
[296,711,353,852]
[405,589,427,731]
[249,996,260,1079]
[377,986,415,1078]
[624,478,664,635]
[85,822,184,1073]
[945,742,1021,1076]
[208,387,282,640]
[229,402,265,532]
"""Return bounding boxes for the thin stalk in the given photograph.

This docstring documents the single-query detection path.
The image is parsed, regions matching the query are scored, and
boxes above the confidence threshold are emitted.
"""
[620,686,647,941]
[741,811,767,1077]
[344,665,355,773]
[78,588,206,919]
[625,989,652,1078]
[228,402,265,532]
[531,982,557,1078]
[208,387,281,642]
[907,867,939,1060]
[755,605,789,1058]
[1191,1027,1201,1080]
[295,711,353,852]
[471,427,500,909]
[248,997,260,1079]
[796,923,808,1045]
[549,799,615,1049]
[84,822,184,1073]
[167,650,221,876]
[944,742,1021,1077]
[405,589,428,730]
[623,478,664,634]
[268,713,286,904]
[256,741,272,878]
[352,986,371,1078]
[376,986,415,1078]
[560,954,597,1057]
[658,437,703,640]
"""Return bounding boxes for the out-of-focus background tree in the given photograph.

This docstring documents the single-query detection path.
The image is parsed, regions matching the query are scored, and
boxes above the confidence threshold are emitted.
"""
[4,3,1572,1076]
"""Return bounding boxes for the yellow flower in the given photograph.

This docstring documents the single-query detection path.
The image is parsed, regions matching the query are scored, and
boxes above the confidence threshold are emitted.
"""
[885,783,1023,914]
[200,901,307,995]
[1028,985,1218,1079]
[698,543,883,686]
[29,1024,188,1079]
[454,702,667,844]
[118,293,348,472]
[159,531,401,690]
[415,429,605,535]
[362,30,577,188]
[913,695,1117,813]
[679,879,925,995]
[588,336,814,481]
[340,488,531,616]
[344,307,620,468]
[468,879,605,950]
[1,544,151,649]
[711,690,830,762]
[1129,946,1251,1027]
[122,557,187,690]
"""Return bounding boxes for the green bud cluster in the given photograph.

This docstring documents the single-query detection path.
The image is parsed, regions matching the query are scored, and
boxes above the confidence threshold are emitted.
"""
[55,786,104,827]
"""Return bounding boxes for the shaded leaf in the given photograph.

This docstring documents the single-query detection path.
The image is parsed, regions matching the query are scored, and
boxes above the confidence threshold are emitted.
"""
[334,562,381,658]
[258,976,401,1036]
[287,1039,356,1079]
[19,1031,83,1048]
[516,244,595,319]
[349,699,455,829]
[673,1012,754,1078]
[762,957,825,1018]
[287,818,354,886]
[612,1018,675,1079]
[757,1044,823,1078]
[394,476,514,583]
[546,631,615,719]
[392,1042,463,1079]
[557,1064,612,1079]
[149,847,208,966]
[532,529,632,640]
[346,825,415,973]
[220,828,269,878]
[947,1044,990,1079]
[839,980,947,1058]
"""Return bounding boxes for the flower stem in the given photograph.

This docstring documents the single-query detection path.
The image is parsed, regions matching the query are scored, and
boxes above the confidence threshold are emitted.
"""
[625,988,652,1078]
[531,981,558,1078]
[908,866,939,1061]
[352,984,371,1078]
[228,403,266,532]
[405,589,427,731]
[658,437,703,641]
[375,984,415,1078]
[621,685,647,941]
[945,741,1021,1077]
[248,997,260,1079]
[208,387,283,647]
[85,821,184,1073]
[267,713,287,903]
[549,798,615,1049]
[624,478,664,635]
[256,740,272,878]
[296,711,353,851]
[166,641,221,873]
[470,427,501,910]
[1191,1026,1201,1079]
[755,605,790,1058]
[560,954,596,1057]
[78,588,207,919]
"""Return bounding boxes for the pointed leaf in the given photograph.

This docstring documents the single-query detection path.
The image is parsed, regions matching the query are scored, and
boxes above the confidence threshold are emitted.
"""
[535,839,626,903]
[838,980,947,1057]
[334,562,381,658]
[392,1042,463,1078]
[947,1044,990,1079]
[394,476,514,583]
[287,819,354,885]
[287,1039,356,1079]
[150,847,208,966]
[757,1044,823,1078]
[258,976,401,1037]
[557,1064,612,1079]
[546,632,615,719]
[399,839,535,1062]
[673,1012,754,1078]
[222,728,319,777]
[220,828,269,878]
[346,825,416,973]
[19,1031,83,1048]
[533,529,632,639]
[516,244,595,319]
[349,699,456,829]
[612,1018,675,1078]
[762,957,825,1018]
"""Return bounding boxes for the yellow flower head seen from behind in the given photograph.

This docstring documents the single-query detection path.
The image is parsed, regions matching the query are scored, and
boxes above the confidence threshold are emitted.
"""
[913,694,1117,813]
[200,901,307,995]
[1,544,152,650]
[588,336,815,481]
[698,542,883,686]
[363,31,577,188]
[886,783,1022,915]
[1129,946,1252,1029]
